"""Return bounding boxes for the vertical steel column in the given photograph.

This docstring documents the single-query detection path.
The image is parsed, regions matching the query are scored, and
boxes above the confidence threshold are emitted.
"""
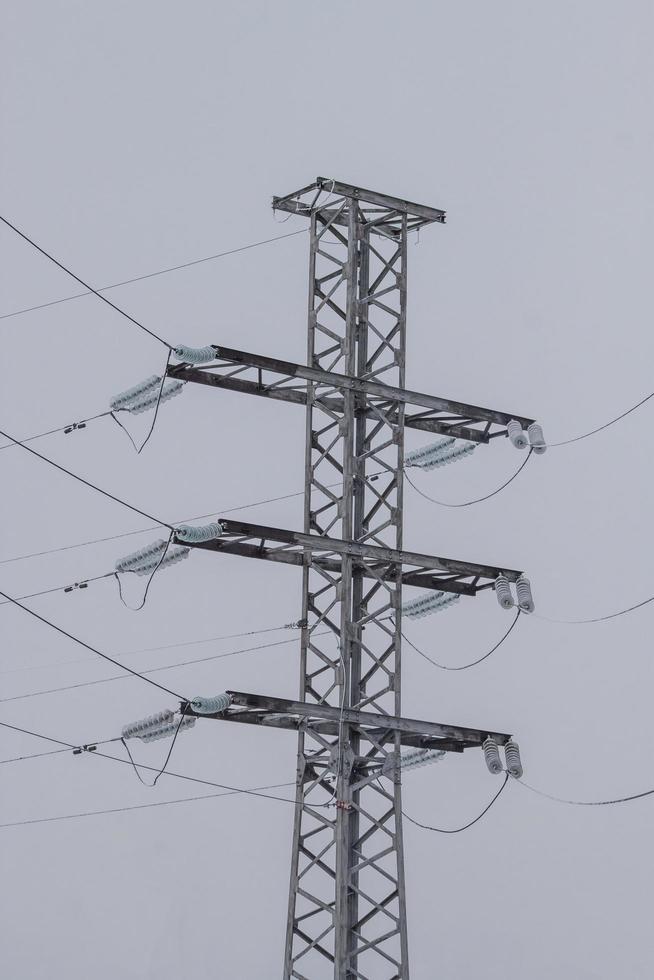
[284,194,411,979]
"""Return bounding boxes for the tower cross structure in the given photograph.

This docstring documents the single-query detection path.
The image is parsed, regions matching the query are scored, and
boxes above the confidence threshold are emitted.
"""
[168,178,538,978]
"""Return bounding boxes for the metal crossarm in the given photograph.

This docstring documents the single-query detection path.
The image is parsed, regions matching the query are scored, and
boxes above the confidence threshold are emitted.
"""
[168,344,535,444]
[272,177,447,237]
[183,691,512,749]
[174,518,524,598]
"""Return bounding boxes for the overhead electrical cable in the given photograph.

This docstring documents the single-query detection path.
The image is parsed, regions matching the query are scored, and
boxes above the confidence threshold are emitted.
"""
[403,451,533,508]
[400,773,510,833]
[0,411,112,452]
[0,622,298,676]
[0,573,114,609]
[0,782,298,830]
[0,482,330,568]
[0,228,307,322]
[0,587,186,700]
[544,390,654,447]
[514,778,654,807]
[0,720,331,811]
[532,594,654,625]
[0,631,329,704]
[0,214,172,348]
[398,610,521,671]
[0,746,73,766]
[0,425,173,529]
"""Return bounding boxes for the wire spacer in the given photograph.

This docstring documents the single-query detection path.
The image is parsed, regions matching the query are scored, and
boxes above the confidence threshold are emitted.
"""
[72,744,97,755]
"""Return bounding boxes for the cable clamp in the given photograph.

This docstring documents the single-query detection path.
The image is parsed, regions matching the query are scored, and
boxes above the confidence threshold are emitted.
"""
[64,421,87,435]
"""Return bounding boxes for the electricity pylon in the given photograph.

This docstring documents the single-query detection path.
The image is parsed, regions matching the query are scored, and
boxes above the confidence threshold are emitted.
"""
[169,178,537,978]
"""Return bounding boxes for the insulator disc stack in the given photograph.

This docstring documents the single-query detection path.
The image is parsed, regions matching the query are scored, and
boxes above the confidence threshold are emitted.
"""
[173,344,217,364]
[507,419,529,450]
[192,693,231,715]
[110,376,161,411]
[504,739,523,779]
[483,737,503,775]
[527,422,547,454]
[516,576,535,613]
[175,522,224,543]
[126,379,184,415]
[402,590,461,620]
[494,574,515,610]
[122,708,175,740]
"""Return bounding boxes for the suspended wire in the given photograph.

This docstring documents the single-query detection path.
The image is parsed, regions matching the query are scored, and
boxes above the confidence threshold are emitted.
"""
[0,572,113,609]
[109,410,141,452]
[114,530,175,612]
[398,610,521,671]
[0,622,297,676]
[532,594,654,625]
[0,411,112,453]
[514,778,654,807]
[0,228,307,322]
[545,390,654,448]
[400,773,510,833]
[403,450,533,508]
[120,737,158,787]
[134,350,173,454]
[0,720,119,752]
[0,425,173,529]
[0,746,72,766]
[0,721,332,815]
[0,479,348,568]
[0,214,172,348]
[120,705,188,788]
[0,630,328,704]
[0,587,186,700]
[0,782,298,830]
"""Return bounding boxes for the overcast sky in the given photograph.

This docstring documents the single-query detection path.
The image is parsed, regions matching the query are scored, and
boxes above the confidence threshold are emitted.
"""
[2,2,654,978]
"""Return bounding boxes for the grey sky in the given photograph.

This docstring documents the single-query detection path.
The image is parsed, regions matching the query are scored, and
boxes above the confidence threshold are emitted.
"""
[1,2,653,977]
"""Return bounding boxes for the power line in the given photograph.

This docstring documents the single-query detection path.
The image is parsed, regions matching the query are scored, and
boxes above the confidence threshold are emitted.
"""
[0,720,330,817]
[398,610,521,671]
[0,228,307,322]
[514,777,654,807]
[0,482,322,569]
[403,451,533,508]
[0,587,186,700]
[545,389,654,447]
[0,411,112,453]
[0,572,113,610]
[533,594,654,625]
[0,622,297,676]
[0,781,298,830]
[0,630,326,704]
[400,773,510,833]
[0,746,72,766]
[0,214,172,348]
[0,425,173,529]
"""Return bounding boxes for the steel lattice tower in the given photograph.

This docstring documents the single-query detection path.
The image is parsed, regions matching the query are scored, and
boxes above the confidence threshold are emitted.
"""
[280,182,431,979]
[169,178,537,980]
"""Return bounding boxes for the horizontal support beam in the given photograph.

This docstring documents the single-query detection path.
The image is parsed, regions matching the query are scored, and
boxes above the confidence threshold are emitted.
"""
[184,690,512,746]
[272,177,447,224]
[203,707,468,753]
[175,517,523,592]
[169,345,535,432]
